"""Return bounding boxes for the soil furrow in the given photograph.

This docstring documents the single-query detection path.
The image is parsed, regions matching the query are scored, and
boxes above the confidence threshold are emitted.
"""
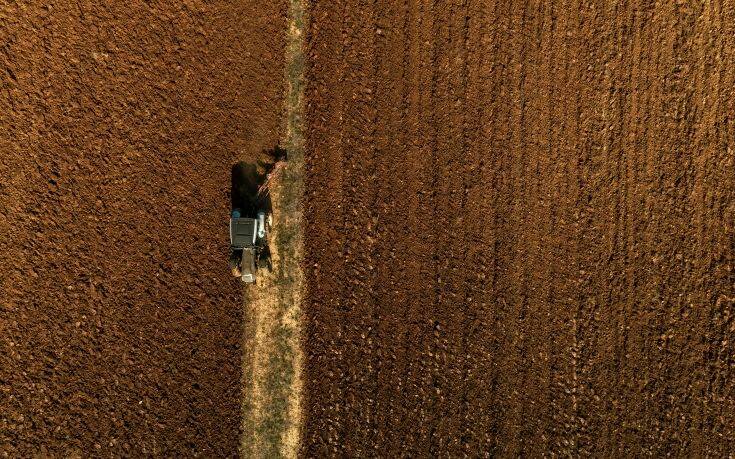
[302,0,734,455]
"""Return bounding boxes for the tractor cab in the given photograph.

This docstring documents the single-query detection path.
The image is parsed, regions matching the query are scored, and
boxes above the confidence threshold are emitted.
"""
[230,210,266,248]
[229,209,268,283]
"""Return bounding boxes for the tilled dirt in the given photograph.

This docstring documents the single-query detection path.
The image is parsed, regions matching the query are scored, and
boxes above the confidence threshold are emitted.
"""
[303,1,735,456]
[0,1,284,456]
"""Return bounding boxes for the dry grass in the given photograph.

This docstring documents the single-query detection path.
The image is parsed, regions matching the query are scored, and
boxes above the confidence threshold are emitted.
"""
[240,0,306,456]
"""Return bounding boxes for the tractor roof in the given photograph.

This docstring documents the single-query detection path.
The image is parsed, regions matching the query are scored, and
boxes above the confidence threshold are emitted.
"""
[230,218,257,248]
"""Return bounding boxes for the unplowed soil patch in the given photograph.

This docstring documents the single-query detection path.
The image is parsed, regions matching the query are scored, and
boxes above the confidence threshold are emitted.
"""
[303,1,735,456]
[0,1,284,455]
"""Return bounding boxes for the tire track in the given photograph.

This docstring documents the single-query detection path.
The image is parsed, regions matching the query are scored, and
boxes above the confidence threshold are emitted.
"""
[370,0,406,450]
[302,0,348,451]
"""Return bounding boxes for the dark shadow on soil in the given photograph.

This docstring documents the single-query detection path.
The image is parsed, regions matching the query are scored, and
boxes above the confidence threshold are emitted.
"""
[230,146,287,217]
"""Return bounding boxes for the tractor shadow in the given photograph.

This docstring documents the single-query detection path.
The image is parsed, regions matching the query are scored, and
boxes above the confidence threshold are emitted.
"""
[230,146,287,216]
[230,146,287,266]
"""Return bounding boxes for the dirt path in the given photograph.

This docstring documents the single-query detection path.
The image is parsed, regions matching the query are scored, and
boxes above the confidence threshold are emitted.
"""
[0,1,284,455]
[303,1,735,455]
[239,0,305,456]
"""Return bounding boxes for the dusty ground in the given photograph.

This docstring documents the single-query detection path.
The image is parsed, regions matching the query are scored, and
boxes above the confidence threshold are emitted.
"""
[240,0,305,456]
[303,0,735,456]
[0,1,284,456]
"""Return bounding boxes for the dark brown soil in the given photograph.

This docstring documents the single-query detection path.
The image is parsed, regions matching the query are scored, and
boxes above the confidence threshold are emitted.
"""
[0,1,285,456]
[303,1,735,456]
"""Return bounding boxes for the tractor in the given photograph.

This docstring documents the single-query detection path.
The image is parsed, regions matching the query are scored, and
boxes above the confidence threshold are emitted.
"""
[228,153,284,283]
[229,208,270,283]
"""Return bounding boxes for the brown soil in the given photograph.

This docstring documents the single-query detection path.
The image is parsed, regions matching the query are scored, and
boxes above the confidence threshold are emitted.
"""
[303,1,734,456]
[0,1,284,456]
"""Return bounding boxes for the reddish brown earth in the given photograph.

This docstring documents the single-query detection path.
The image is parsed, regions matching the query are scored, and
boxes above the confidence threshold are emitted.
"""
[0,1,284,456]
[303,0,734,456]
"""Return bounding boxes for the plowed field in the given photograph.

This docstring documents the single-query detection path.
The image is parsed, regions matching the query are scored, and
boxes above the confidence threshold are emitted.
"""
[0,1,284,455]
[303,1,735,456]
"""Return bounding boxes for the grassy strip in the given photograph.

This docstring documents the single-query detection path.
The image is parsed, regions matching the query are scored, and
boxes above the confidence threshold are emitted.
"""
[240,0,305,456]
